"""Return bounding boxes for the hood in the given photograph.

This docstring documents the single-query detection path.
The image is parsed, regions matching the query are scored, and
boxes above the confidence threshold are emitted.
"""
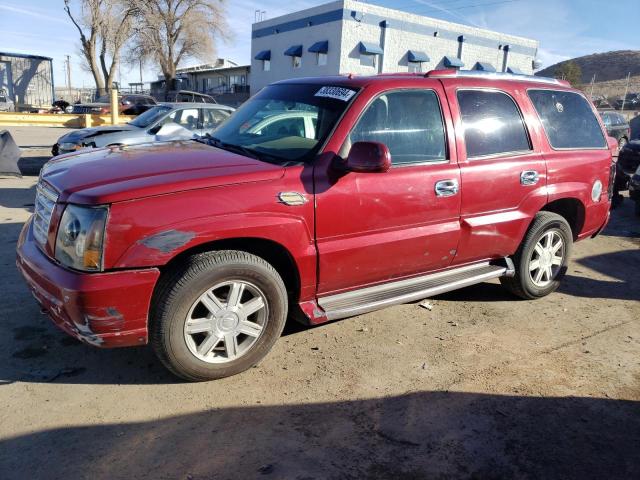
[41,141,285,204]
[60,124,140,143]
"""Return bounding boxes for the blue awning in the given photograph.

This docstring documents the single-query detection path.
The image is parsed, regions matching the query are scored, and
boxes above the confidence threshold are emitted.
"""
[507,66,525,75]
[308,41,329,53]
[359,42,383,55]
[473,62,496,72]
[254,50,271,61]
[443,56,465,68]
[284,45,303,57]
[408,50,430,63]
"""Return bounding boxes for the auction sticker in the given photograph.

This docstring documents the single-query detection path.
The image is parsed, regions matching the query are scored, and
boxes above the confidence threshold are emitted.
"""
[315,86,356,101]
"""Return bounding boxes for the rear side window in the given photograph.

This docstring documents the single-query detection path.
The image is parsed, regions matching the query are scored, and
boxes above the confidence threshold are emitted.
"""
[528,89,606,149]
[457,90,530,158]
[347,89,447,165]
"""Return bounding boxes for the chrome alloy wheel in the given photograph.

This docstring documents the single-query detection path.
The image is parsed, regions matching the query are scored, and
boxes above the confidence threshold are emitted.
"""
[184,281,268,364]
[528,230,565,288]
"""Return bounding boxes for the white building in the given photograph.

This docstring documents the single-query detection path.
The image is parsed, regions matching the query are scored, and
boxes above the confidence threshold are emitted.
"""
[251,0,539,93]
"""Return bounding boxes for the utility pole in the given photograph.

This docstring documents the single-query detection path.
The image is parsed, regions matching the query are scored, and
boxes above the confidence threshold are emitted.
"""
[621,72,631,112]
[65,55,72,101]
[589,73,596,99]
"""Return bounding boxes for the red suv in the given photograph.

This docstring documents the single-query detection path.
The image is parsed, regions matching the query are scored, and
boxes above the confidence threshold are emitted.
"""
[17,70,615,381]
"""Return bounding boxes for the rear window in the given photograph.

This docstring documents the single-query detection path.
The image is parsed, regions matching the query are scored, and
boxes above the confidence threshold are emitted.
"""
[457,90,530,158]
[528,90,606,149]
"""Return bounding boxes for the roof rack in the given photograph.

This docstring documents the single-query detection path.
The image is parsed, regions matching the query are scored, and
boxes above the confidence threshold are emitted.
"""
[425,69,570,86]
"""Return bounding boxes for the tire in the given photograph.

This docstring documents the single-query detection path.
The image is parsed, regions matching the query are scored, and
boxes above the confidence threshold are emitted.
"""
[150,250,288,381]
[500,212,573,300]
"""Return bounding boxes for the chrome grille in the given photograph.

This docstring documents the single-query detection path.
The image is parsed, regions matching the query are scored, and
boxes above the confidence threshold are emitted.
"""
[33,182,58,246]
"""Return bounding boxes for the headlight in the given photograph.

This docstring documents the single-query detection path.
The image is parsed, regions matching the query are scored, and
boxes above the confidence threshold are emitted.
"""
[591,179,603,202]
[55,205,108,271]
[90,107,103,113]
[59,142,81,151]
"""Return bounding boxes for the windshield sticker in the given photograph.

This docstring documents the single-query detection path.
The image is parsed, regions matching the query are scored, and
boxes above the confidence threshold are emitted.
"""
[315,86,356,102]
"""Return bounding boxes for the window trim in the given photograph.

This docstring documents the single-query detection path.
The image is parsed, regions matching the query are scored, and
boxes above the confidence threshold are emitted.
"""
[526,87,608,151]
[341,87,450,167]
[456,87,533,161]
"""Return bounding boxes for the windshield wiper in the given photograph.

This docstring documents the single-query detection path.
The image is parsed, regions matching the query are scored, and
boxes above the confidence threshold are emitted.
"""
[202,136,280,163]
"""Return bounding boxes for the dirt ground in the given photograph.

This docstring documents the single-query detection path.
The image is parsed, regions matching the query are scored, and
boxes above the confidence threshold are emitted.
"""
[0,138,639,479]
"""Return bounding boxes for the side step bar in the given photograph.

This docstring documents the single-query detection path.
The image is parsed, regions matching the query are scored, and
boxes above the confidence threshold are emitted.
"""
[318,259,515,321]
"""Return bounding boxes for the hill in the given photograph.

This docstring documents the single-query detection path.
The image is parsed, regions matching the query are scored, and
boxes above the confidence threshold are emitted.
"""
[536,50,640,84]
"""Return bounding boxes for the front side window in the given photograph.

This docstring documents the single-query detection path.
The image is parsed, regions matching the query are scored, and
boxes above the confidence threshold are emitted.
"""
[161,108,200,130]
[202,109,230,129]
[256,116,306,138]
[528,89,606,149]
[346,90,447,165]
[211,83,358,163]
[457,90,531,158]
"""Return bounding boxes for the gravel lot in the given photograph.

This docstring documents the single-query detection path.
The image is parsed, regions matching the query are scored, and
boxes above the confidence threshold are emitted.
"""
[0,129,639,479]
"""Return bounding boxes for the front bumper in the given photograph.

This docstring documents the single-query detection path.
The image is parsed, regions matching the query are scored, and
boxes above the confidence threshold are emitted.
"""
[16,218,160,348]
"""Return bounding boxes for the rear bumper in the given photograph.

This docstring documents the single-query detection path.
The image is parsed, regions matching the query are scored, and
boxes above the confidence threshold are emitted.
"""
[16,218,160,348]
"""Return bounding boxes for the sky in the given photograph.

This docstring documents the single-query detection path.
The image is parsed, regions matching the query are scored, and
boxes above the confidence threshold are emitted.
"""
[1,0,639,90]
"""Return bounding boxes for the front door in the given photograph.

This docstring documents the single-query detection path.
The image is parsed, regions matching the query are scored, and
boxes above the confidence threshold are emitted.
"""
[314,85,461,295]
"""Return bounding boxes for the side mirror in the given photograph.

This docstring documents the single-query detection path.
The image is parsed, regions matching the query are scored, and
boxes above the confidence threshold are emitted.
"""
[346,141,391,173]
[155,123,194,142]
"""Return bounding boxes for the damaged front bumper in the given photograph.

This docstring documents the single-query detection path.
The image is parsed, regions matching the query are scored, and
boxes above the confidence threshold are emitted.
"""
[16,219,160,348]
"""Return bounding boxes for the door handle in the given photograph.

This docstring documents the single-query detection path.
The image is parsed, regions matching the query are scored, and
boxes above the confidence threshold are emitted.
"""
[520,170,539,186]
[435,179,459,197]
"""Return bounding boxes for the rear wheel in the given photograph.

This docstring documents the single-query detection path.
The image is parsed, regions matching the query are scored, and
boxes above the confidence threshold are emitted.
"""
[150,250,287,381]
[501,212,573,299]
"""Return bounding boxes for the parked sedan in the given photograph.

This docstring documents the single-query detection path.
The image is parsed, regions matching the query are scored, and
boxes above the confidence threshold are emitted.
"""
[600,111,631,148]
[0,92,14,112]
[71,94,158,116]
[615,93,640,111]
[52,103,234,156]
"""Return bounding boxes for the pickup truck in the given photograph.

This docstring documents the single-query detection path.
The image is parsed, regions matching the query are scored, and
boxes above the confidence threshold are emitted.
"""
[17,70,615,381]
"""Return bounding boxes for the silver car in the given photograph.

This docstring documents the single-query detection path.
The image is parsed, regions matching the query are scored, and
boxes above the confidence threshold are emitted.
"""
[52,102,234,156]
[0,92,14,112]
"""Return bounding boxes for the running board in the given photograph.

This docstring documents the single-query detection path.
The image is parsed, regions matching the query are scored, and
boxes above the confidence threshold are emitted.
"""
[318,259,514,321]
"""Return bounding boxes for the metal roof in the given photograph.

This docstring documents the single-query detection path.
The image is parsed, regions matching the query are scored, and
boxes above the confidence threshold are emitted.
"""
[0,51,53,61]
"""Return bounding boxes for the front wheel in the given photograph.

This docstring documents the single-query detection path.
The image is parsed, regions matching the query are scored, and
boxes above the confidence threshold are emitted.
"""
[501,212,573,299]
[150,250,288,381]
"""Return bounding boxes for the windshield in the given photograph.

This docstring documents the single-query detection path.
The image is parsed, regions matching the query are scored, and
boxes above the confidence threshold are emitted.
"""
[128,105,173,128]
[210,83,358,163]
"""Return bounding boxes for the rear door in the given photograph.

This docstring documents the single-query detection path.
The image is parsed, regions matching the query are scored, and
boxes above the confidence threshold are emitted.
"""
[314,83,461,295]
[443,82,548,265]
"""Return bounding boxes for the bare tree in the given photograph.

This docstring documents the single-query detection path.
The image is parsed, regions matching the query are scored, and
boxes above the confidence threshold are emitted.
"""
[130,0,229,98]
[64,0,134,97]
[98,2,135,94]
[64,0,104,95]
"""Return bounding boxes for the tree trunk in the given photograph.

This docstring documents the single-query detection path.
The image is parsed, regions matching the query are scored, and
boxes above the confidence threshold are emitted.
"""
[88,53,106,98]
